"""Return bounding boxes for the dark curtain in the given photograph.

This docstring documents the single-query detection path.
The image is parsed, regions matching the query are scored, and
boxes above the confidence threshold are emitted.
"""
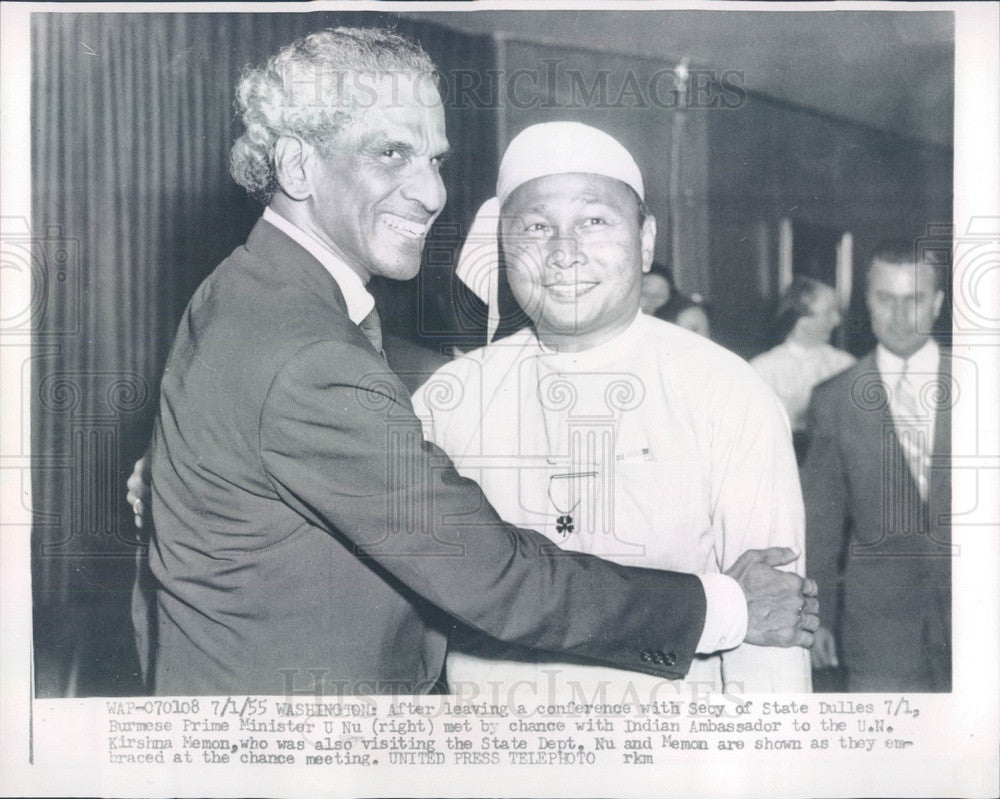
[30,11,496,697]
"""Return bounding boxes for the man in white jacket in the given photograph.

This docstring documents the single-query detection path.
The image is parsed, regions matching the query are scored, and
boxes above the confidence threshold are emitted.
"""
[413,122,811,700]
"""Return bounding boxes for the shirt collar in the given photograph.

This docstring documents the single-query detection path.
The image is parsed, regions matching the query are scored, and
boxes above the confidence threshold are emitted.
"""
[877,337,939,376]
[262,207,375,325]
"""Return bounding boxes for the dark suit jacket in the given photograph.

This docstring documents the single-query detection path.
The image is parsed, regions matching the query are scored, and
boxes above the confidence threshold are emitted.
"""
[148,218,707,696]
[802,350,951,692]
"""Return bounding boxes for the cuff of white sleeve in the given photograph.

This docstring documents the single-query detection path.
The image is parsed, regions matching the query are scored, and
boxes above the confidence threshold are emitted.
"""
[695,573,747,654]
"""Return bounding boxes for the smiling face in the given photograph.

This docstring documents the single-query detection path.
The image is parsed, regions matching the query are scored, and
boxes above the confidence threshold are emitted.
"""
[305,73,450,282]
[866,258,944,358]
[500,172,655,352]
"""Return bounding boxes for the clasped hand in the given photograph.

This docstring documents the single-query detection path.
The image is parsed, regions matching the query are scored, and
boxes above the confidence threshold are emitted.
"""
[725,547,819,648]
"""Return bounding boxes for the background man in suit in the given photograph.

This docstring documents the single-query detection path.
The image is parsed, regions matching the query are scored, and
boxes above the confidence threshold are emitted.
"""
[134,27,818,696]
[804,247,951,691]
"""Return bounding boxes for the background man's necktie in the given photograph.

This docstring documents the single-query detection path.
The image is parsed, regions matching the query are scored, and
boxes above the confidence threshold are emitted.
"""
[894,362,929,500]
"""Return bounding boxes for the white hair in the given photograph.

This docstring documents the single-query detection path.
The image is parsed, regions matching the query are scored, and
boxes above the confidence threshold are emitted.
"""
[229,27,437,203]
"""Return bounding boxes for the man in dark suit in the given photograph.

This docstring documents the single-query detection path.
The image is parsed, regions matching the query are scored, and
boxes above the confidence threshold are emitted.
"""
[804,247,951,692]
[139,27,817,696]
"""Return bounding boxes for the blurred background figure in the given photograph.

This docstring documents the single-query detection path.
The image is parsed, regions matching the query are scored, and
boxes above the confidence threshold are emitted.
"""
[750,277,854,462]
[639,260,677,316]
[656,292,713,339]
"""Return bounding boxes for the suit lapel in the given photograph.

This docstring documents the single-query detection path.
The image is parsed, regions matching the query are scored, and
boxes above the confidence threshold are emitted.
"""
[929,348,952,547]
[852,352,924,501]
[932,348,952,462]
[244,217,352,320]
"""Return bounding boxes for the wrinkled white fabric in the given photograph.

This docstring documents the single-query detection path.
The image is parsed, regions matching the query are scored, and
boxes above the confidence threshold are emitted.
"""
[413,313,812,697]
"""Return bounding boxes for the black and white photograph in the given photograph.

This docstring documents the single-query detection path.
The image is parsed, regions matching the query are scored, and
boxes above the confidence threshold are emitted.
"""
[1,2,997,797]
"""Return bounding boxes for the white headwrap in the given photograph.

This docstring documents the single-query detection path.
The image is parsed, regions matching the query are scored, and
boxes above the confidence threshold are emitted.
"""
[455,121,644,342]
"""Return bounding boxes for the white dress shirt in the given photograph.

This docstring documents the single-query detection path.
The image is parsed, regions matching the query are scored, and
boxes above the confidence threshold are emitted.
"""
[262,207,375,324]
[413,313,811,694]
[877,338,940,497]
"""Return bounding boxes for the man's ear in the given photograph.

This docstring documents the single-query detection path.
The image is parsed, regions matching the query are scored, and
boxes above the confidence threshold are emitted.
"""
[273,135,314,202]
[640,215,657,273]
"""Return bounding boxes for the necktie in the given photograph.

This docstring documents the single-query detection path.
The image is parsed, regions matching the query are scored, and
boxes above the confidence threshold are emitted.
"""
[894,362,929,499]
[358,307,384,357]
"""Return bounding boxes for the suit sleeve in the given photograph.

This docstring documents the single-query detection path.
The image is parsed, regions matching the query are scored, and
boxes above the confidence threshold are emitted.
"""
[801,383,850,631]
[711,372,811,692]
[259,340,707,680]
